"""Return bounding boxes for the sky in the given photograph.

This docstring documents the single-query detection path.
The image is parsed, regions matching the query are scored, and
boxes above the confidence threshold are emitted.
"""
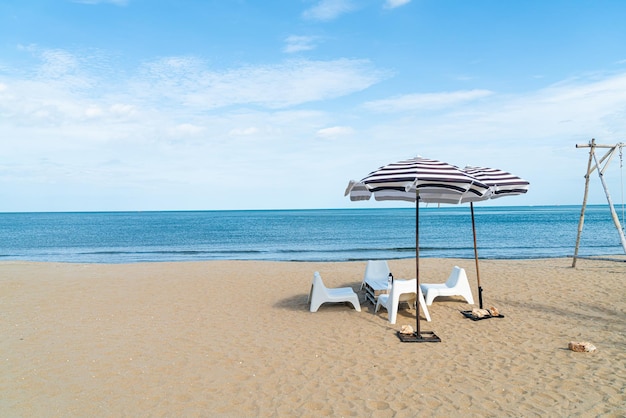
[1,0,626,212]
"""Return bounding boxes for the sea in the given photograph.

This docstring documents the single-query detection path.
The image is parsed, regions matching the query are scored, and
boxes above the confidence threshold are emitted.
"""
[0,205,624,264]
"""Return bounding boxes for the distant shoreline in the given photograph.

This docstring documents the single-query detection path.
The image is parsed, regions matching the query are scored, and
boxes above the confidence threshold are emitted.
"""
[0,203,615,215]
[2,254,625,266]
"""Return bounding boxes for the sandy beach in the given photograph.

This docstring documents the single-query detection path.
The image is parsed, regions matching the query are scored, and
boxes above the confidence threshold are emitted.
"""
[1,257,624,417]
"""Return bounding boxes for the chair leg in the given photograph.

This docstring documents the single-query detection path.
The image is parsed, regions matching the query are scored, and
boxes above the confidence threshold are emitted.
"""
[425,291,436,306]
[418,292,431,321]
[389,299,399,324]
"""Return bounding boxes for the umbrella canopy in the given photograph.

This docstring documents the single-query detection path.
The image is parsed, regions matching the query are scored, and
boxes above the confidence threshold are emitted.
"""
[462,166,530,200]
[461,166,530,309]
[354,157,492,204]
[346,156,491,342]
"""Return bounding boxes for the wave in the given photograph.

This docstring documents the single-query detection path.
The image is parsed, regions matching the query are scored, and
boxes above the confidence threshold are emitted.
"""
[77,249,266,256]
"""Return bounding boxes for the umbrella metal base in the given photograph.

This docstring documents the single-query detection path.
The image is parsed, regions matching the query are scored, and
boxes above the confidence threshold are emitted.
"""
[397,330,441,343]
[460,310,505,321]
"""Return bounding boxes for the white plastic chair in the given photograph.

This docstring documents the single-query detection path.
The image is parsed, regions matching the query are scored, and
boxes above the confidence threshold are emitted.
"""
[374,278,431,324]
[308,272,361,313]
[420,266,475,306]
[361,260,390,290]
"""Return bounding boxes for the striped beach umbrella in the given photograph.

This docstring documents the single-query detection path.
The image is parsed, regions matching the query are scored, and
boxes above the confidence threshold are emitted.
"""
[357,157,491,204]
[345,156,491,342]
[462,166,530,200]
[461,166,530,309]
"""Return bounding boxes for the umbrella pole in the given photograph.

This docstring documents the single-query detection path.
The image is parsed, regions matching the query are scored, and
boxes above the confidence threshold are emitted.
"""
[415,195,421,337]
[398,192,440,342]
[470,202,483,309]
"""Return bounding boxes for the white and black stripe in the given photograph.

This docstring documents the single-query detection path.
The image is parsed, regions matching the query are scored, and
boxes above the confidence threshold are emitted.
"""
[345,157,491,204]
[462,166,530,199]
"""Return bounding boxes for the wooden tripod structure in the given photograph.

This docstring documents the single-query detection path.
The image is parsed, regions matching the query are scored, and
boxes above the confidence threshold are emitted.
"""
[572,138,626,267]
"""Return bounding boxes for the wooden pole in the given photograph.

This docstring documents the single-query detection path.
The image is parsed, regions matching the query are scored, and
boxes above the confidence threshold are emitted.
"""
[574,139,626,266]
[592,149,626,253]
[573,139,595,267]
[470,202,483,308]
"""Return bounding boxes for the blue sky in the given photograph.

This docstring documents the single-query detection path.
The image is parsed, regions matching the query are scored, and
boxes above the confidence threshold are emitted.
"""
[1,0,626,211]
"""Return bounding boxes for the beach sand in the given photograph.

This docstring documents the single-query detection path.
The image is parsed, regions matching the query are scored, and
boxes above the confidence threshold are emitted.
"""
[1,257,625,417]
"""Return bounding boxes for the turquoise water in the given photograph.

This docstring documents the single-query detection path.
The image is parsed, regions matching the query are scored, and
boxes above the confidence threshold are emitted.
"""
[0,205,624,263]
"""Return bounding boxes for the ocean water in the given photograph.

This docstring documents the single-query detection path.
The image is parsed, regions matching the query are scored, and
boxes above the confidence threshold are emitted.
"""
[0,205,624,263]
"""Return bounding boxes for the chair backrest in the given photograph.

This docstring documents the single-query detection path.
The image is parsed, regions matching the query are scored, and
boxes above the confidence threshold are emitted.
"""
[391,278,417,303]
[445,266,464,288]
[363,260,390,282]
[308,272,328,303]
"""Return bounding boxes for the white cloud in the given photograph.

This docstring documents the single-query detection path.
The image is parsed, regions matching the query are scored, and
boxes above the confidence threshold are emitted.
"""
[135,57,386,109]
[84,105,103,118]
[0,48,386,142]
[284,36,319,53]
[80,103,136,120]
[302,0,356,21]
[38,49,79,77]
[364,89,494,112]
[384,0,411,9]
[316,126,355,138]
[229,127,259,136]
[483,72,626,139]
[3,43,626,210]
[109,103,136,117]
[430,73,626,145]
[174,123,205,136]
